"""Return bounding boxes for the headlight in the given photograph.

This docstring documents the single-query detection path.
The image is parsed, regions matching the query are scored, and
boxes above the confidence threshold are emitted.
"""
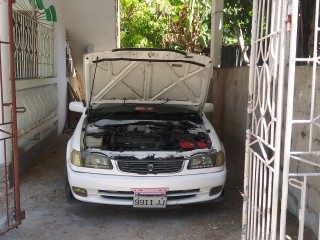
[187,151,225,169]
[215,151,225,167]
[83,152,113,169]
[70,150,113,169]
[71,149,82,166]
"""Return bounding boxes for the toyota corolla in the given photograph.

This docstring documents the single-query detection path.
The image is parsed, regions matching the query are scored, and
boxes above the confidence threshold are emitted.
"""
[66,48,226,208]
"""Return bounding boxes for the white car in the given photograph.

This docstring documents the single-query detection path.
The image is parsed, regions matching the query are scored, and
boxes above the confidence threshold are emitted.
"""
[66,48,226,208]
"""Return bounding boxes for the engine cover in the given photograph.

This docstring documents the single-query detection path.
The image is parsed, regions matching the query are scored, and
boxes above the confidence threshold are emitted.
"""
[116,136,156,149]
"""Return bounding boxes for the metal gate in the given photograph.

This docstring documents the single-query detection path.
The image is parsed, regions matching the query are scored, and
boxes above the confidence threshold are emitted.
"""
[0,0,25,235]
[280,0,320,239]
[244,0,320,239]
[242,0,288,239]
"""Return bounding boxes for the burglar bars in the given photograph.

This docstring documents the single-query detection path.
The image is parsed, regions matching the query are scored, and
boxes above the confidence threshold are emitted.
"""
[12,0,54,79]
[280,0,320,239]
[242,0,288,239]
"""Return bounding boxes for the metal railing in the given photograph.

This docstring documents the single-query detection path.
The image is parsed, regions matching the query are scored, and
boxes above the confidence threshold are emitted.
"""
[242,0,288,239]
[13,7,54,79]
[280,0,320,239]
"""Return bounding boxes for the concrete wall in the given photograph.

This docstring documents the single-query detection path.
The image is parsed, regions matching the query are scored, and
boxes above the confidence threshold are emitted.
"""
[286,66,320,235]
[207,67,249,180]
[209,66,320,235]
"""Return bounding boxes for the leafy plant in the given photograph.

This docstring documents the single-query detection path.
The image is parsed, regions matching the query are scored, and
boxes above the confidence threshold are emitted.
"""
[120,0,169,48]
[120,0,253,52]
[120,0,212,53]
[223,0,252,45]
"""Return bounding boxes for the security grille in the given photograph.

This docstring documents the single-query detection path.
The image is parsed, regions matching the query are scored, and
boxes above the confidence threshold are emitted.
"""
[242,0,288,239]
[12,0,54,79]
[280,1,320,239]
[244,0,320,239]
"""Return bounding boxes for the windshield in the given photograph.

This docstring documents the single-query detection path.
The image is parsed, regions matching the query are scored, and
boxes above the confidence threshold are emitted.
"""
[87,104,202,124]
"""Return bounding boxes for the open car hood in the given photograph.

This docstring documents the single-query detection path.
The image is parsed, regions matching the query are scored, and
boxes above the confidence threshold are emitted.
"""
[84,49,213,112]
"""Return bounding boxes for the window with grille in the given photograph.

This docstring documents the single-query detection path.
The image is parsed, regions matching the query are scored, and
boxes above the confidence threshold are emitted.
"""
[13,0,57,79]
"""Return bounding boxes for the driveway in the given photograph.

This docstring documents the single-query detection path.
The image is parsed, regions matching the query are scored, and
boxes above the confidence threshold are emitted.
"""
[0,133,316,240]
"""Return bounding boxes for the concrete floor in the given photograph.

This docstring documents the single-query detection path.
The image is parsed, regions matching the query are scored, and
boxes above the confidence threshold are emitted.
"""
[0,134,317,240]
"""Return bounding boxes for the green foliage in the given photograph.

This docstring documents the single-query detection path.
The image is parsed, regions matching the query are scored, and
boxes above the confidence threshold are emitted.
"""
[120,0,169,48]
[165,0,212,52]
[120,0,212,52]
[120,0,252,51]
[223,0,252,45]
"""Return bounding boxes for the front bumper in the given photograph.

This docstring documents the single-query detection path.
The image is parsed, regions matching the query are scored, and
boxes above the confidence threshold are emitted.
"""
[67,163,226,206]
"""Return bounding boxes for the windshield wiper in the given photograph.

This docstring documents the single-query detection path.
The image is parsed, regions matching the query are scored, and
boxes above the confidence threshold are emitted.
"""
[88,110,157,122]
[89,110,201,124]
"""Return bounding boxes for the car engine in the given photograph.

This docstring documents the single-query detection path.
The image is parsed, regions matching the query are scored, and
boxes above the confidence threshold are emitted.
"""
[84,121,212,152]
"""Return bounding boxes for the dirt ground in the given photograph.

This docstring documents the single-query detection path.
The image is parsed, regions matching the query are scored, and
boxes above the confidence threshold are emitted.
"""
[0,133,317,240]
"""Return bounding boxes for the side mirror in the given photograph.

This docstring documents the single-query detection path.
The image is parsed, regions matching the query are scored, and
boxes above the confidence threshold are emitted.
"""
[69,101,85,113]
[203,103,214,114]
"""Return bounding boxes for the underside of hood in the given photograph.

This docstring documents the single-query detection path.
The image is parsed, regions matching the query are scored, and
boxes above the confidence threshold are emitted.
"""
[84,49,213,111]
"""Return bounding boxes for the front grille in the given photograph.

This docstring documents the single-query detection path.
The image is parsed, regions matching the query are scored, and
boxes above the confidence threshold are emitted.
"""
[117,160,184,174]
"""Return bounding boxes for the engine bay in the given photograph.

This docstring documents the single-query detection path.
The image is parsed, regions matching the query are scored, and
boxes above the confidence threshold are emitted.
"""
[84,121,212,152]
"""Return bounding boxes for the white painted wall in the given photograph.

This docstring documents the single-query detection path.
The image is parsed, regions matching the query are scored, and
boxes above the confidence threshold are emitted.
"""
[16,0,67,136]
[10,0,117,154]
[62,0,117,90]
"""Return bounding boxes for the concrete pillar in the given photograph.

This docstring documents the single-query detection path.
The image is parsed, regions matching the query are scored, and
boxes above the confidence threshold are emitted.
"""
[0,0,13,165]
[116,0,120,48]
[210,0,224,67]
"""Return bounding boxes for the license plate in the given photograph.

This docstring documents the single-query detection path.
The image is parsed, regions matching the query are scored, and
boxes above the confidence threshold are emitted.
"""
[133,195,167,208]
